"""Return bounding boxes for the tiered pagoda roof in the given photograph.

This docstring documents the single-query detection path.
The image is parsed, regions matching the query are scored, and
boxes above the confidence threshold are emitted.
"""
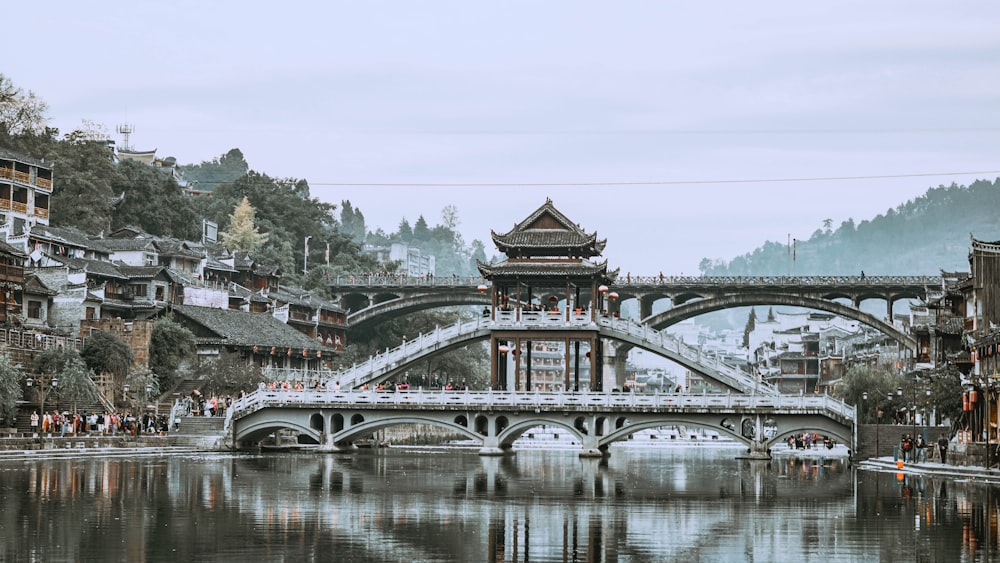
[478,198,616,282]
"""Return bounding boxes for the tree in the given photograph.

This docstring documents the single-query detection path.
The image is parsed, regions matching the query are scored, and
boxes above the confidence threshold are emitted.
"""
[110,159,199,239]
[742,308,757,348]
[46,131,123,233]
[0,353,25,427]
[0,74,48,136]
[196,350,262,396]
[219,196,269,254]
[35,350,100,416]
[150,318,196,392]
[81,330,134,401]
[441,205,460,229]
[123,365,161,413]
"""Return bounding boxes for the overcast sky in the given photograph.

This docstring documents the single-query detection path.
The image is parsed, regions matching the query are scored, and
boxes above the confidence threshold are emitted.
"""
[7,2,999,274]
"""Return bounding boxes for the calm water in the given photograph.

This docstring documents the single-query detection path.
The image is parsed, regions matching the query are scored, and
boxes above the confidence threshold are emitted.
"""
[0,444,997,562]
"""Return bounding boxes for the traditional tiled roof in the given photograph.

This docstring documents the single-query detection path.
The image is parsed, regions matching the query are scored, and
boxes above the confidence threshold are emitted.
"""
[153,238,203,259]
[90,237,156,252]
[119,265,167,279]
[0,240,26,258]
[491,198,606,258]
[0,147,49,168]
[30,225,95,249]
[271,285,343,312]
[477,259,614,280]
[23,274,57,296]
[169,304,329,350]
[45,255,127,279]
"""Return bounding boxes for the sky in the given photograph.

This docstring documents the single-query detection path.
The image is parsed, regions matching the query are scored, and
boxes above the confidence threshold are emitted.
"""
[5,2,999,275]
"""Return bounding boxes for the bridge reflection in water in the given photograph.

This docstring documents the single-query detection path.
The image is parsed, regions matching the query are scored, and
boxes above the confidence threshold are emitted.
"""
[225,388,856,457]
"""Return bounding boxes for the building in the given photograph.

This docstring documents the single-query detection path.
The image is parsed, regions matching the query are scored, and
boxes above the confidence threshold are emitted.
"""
[478,198,616,391]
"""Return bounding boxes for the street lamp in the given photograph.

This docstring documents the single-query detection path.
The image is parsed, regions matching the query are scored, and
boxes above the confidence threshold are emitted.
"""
[303,236,312,274]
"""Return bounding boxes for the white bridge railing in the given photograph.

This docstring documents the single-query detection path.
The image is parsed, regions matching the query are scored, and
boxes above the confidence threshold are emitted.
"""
[320,314,774,395]
[225,388,855,431]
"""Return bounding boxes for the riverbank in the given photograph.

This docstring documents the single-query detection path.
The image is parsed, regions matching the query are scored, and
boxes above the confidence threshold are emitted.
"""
[859,456,1000,483]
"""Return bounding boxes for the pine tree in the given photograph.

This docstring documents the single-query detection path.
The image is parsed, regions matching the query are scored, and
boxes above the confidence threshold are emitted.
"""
[220,196,269,254]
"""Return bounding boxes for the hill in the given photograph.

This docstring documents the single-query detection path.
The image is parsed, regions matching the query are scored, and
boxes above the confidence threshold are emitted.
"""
[698,178,1000,276]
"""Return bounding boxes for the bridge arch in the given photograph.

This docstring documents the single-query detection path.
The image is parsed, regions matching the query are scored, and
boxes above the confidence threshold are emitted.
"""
[644,293,916,350]
[496,417,586,449]
[331,415,482,445]
[347,290,488,330]
[235,417,321,446]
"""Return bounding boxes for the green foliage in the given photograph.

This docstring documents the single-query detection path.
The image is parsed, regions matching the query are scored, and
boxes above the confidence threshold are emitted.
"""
[47,132,124,233]
[123,365,160,412]
[698,179,1000,276]
[178,148,248,191]
[81,330,134,387]
[150,318,196,392]
[835,364,905,423]
[50,353,100,413]
[111,159,199,239]
[0,353,25,426]
[219,196,269,254]
[742,308,757,348]
[196,350,262,396]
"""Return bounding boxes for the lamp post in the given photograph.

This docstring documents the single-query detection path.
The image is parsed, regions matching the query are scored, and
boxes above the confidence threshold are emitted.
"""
[26,375,58,441]
[303,236,312,274]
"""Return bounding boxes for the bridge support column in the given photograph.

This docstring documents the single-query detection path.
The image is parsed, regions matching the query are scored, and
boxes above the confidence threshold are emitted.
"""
[478,435,511,456]
[579,435,607,458]
[318,433,358,453]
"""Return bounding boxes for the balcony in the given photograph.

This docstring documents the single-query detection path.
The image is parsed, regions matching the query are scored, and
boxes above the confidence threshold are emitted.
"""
[35,177,52,191]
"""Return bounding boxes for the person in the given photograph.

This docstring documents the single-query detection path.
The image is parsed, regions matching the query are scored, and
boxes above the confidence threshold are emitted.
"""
[29,410,38,436]
[915,434,927,463]
[901,434,913,462]
[938,434,949,464]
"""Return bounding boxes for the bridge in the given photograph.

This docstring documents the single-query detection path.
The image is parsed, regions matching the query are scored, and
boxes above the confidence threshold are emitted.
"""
[224,388,856,458]
[328,274,939,351]
[316,314,777,395]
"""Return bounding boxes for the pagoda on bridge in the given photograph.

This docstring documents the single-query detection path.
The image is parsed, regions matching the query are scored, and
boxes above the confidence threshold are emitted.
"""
[478,198,617,391]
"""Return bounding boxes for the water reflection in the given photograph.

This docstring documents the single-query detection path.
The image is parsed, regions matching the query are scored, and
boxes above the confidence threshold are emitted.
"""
[0,447,998,561]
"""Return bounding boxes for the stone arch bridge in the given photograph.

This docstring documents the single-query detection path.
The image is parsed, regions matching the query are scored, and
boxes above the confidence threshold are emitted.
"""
[225,388,855,458]
[329,274,939,350]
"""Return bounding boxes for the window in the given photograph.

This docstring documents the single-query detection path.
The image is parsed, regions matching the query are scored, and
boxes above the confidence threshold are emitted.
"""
[130,283,148,298]
[86,307,96,320]
[27,300,41,319]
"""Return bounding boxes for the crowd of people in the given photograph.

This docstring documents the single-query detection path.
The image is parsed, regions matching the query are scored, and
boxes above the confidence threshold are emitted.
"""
[28,409,169,437]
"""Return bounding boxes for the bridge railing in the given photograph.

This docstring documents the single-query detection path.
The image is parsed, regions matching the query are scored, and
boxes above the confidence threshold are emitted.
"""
[595,316,777,395]
[329,274,941,289]
[225,388,856,429]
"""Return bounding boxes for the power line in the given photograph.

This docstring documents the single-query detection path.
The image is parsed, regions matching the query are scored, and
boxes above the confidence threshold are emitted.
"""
[304,170,1000,188]
[186,169,1000,187]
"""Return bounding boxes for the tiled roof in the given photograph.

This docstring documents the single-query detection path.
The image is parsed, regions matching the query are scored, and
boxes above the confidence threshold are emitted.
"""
[46,255,127,279]
[91,238,155,252]
[478,259,612,280]
[0,147,49,168]
[491,198,606,257]
[170,304,329,350]
[30,225,95,248]
[0,239,26,258]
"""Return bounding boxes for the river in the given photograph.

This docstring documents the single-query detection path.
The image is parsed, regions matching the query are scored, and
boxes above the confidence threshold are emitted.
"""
[0,443,996,562]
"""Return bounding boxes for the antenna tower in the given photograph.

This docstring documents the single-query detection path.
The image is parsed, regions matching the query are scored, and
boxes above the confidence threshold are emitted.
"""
[116,123,134,152]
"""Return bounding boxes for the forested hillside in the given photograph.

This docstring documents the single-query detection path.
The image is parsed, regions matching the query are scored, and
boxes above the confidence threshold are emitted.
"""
[698,179,1000,276]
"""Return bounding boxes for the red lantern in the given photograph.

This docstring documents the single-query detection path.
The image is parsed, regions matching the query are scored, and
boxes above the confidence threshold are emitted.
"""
[970,389,979,403]
[963,392,970,411]
[477,284,488,293]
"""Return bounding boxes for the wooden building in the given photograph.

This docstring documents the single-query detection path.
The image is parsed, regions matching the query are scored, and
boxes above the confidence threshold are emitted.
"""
[478,199,616,391]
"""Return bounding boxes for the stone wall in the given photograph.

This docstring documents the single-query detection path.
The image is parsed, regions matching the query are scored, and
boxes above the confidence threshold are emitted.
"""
[856,423,949,460]
[80,318,154,367]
